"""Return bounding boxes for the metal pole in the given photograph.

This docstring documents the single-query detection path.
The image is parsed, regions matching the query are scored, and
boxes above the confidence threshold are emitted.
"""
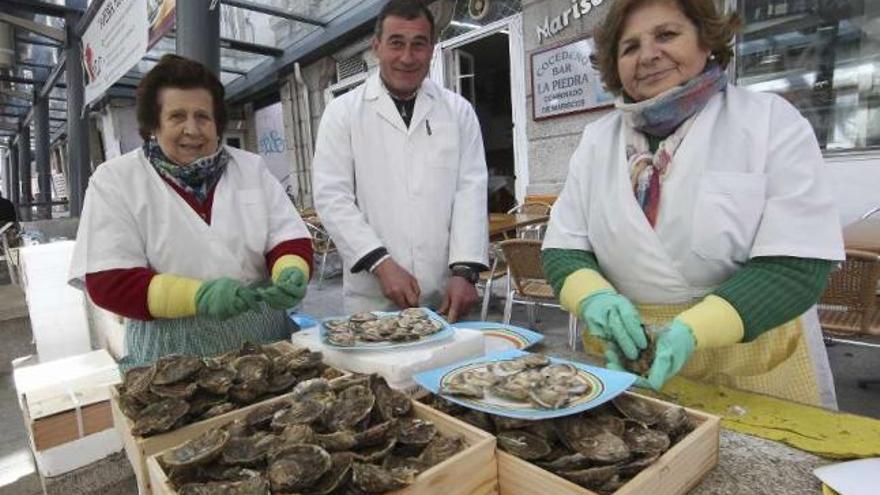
[34,91,52,219]
[18,123,32,221]
[176,0,221,76]
[65,11,89,216]
[2,149,9,199]
[9,141,19,207]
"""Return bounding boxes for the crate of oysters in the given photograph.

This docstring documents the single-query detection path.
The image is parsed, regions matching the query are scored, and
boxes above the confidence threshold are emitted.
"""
[145,373,498,495]
[111,341,340,494]
[414,350,720,495]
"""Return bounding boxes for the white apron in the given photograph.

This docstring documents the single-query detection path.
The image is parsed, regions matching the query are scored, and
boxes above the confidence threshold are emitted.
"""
[544,86,844,408]
[69,147,310,366]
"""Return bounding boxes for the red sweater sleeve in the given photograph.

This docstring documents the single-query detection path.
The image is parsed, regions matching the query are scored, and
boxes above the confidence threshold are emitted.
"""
[85,268,156,321]
[266,238,314,279]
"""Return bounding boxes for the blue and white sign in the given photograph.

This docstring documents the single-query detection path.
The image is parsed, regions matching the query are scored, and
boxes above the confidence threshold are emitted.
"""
[254,102,296,195]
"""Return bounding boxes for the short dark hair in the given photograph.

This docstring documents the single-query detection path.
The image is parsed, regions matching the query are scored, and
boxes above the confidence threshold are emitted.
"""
[593,0,740,96]
[374,0,435,41]
[135,54,228,140]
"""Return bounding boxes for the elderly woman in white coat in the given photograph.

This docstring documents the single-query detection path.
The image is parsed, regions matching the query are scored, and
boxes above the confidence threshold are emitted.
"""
[69,55,313,368]
[542,0,843,408]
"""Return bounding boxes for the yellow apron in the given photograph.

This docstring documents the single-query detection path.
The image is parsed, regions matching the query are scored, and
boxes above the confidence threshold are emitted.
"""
[584,302,823,407]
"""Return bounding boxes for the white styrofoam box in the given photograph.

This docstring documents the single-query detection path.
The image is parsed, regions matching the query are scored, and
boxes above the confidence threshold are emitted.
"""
[32,428,124,478]
[14,349,124,477]
[292,328,485,392]
[14,349,121,417]
[18,241,92,361]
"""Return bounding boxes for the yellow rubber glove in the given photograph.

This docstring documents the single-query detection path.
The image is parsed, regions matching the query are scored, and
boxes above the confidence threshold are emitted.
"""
[147,274,260,320]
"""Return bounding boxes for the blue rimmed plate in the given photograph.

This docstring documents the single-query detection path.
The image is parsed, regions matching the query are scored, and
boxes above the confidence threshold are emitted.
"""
[413,349,636,419]
[319,307,454,351]
[452,321,543,352]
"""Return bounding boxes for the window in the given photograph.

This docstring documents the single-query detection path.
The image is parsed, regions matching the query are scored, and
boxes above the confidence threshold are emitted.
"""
[735,0,880,151]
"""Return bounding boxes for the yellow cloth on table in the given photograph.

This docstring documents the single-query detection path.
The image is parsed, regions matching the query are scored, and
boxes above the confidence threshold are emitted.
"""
[655,376,880,460]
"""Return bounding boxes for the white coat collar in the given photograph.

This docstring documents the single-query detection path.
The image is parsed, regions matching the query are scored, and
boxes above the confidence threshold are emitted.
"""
[364,72,438,135]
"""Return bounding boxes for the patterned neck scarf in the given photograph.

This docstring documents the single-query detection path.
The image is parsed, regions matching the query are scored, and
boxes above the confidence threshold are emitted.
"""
[616,63,728,227]
[143,137,229,203]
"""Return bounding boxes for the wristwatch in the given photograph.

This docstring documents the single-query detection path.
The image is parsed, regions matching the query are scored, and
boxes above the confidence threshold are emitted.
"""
[450,265,479,285]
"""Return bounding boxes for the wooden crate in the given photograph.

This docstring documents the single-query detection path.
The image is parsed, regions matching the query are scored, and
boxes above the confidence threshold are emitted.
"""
[146,400,499,495]
[497,392,720,495]
[111,386,300,495]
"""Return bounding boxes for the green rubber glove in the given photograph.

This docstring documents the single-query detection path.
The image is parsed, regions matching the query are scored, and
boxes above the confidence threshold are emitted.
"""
[645,320,696,391]
[256,267,307,310]
[604,342,651,389]
[578,289,646,360]
[195,277,262,320]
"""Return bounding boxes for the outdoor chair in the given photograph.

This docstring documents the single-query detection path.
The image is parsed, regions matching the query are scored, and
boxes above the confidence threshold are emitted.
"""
[499,239,579,349]
[505,202,552,239]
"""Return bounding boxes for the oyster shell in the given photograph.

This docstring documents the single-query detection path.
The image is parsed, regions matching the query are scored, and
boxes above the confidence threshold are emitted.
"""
[267,444,331,492]
[178,474,269,495]
[196,368,235,395]
[244,401,290,430]
[271,399,325,429]
[371,378,411,421]
[612,394,659,426]
[351,462,415,493]
[497,430,553,461]
[150,381,198,400]
[351,437,397,463]
[233,354,271,383]
[122,365,155,400]
[132,399,190,436]
[354,419,396,448]
[200,402,235,419]
[328,385,375,431]
[278,424,316,445]
[440,372,485,398]
[228,380,268,404]
[417,434,464,467]
[623,424,671,456]
[316,431,359,452]
[535,452,592,472]
[153,354,204,385]
[161,429,230,469]
[306,452,354,495]
[220,433,274,467]
[554,415,630,464]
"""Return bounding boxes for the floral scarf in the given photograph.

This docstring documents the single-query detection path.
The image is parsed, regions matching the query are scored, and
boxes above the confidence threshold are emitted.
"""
[617,63,728,227]
[143,137,229,203]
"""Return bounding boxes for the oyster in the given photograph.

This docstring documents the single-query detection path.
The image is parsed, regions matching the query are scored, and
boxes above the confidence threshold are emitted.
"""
[371,378,411,421]
[349,312,379,323]
[200,402,235,419]
[265,372,298,394]
[440,372,485,398]
[244,401,290,430]
[161,429,230,468]
[351,462,415,493]
[117,393,144,420]
[271,399,325,429]
[285,350,323,371]
[395,418,436,456]
[354,419,397,448]
[399,308,428,319]
[557,465,619,491]
[196,368,235,395]
[306,452,354,495]
[153,354,204,385]
[232,354,271,383]
[352,437,397,463]
[220,433,273,467]
[122,365,155,400]
[656,406,693,439]
[228,380,268,404]
[417,434,464,467]
[316,431,359,452]
[535,452,592,472]
[267,444,332,492]
[497,430,553,461]
[328,385,375,431]
[623,424,671,456]
[132,399,189,436]
[329,373,372,392]
[150,381,198,400]
[612,394,659,426]
[554,414,630,464]
[278,424,316,445]
[178,474,269,495]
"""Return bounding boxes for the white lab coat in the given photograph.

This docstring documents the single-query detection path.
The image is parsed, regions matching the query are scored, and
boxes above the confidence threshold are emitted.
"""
[313,73,489,313]
[69,146,309,286]
[544,85,844,406]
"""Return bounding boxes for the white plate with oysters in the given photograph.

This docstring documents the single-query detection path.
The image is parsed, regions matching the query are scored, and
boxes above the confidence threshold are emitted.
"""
[320,307,454,350]
[414,349,636,419]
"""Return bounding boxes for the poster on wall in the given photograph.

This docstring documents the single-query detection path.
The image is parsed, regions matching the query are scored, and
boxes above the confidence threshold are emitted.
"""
[531,37,613,120]
[254,103,297,197]
[82,0,177,107]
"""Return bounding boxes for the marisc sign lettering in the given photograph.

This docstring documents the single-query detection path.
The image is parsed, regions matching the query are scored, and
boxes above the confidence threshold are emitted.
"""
[531,37,613,120]
[536,0,604,44]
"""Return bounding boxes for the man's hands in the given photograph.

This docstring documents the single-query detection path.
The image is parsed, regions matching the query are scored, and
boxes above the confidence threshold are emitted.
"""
[374,258,420,309]
[438,276,479,323]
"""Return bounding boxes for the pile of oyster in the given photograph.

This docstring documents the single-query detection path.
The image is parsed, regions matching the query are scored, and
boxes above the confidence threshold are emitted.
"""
[159,375,465,494]
[440,353,591,409]
[323,308,445,347]
[118,342,334,437]
[422,394,693,494]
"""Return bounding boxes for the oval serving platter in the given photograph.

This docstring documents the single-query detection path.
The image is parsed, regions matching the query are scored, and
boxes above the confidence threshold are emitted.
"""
[414,349,636,419]
[319,307,455,351]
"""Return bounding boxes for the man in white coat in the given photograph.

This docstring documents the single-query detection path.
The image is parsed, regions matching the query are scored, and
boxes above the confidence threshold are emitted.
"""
[313,0,488,321]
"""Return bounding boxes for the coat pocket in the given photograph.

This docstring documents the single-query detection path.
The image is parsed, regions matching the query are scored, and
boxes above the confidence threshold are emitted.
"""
[691,172,767,263]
